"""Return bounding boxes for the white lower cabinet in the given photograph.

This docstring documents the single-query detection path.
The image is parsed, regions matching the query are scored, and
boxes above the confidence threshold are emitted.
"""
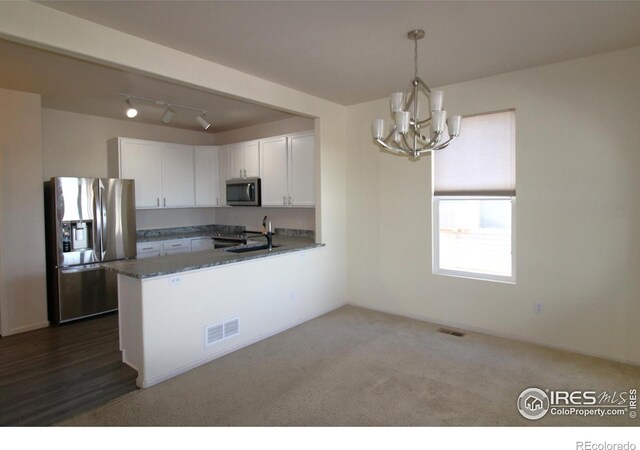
[162,239,191,255]
[136,241,163,259]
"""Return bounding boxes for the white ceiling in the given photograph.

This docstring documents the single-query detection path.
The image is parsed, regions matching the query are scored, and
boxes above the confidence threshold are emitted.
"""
[0,39,295,132]
[39,0,640,106]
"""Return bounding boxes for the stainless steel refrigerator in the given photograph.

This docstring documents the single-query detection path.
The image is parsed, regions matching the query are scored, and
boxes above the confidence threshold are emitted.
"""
[44,177,136,323]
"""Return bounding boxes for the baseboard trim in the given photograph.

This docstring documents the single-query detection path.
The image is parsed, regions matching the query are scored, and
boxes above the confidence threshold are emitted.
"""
[139,303,344,388]
[1,320,49,336]
[348,302,640,367]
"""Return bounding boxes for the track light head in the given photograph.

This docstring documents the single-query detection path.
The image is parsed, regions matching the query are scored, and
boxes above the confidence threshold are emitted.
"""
[161,106,175,124]
[125,98,138,118]
[196,113,211,130]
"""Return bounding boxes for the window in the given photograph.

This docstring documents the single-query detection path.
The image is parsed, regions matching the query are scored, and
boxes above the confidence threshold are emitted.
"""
[433,110,516,283]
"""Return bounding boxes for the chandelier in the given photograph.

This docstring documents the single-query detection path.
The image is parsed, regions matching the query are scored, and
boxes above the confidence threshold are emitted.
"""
[372,30,461,158]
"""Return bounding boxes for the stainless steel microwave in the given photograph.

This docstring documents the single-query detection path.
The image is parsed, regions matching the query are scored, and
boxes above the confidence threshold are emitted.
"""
[226,178,261,206]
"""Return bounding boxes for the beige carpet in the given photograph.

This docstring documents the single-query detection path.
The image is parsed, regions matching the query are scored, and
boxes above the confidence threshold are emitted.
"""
[59,306,639,426]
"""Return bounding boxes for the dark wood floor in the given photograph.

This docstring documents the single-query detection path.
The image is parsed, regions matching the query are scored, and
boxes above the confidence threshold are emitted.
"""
[0,312,138,426]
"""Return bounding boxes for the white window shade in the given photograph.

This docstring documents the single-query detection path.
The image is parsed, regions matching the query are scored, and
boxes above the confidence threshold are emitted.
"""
[434,110,516,196]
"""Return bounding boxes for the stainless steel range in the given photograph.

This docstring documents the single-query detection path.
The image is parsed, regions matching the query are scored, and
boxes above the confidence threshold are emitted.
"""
[211,232,247,249]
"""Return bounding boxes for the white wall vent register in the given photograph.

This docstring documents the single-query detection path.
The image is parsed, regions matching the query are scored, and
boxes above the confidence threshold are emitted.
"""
[205,318,240,347]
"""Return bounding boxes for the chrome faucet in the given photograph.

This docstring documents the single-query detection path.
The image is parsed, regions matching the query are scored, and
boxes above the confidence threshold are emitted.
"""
[261,215,273,250]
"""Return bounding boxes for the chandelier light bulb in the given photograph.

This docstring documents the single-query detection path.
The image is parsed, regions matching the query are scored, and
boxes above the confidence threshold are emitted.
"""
[390,92,405,113]
[447,115,462,137]
[395,111,410,134]
[372,118,385,139]
[431,110,447,133]
[430,90,444,111]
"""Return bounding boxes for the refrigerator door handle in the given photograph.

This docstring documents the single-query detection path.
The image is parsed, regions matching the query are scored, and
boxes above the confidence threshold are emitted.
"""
[98,179,106,260]
[92,179,103,260]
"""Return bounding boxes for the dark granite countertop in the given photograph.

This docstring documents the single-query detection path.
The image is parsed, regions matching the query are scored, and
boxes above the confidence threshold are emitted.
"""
[103,236,323,279]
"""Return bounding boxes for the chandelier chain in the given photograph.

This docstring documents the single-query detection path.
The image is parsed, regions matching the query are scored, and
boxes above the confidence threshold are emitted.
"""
[414,37,418,80]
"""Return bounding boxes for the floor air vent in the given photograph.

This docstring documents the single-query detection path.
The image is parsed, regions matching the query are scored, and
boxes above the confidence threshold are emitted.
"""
[437,328,465,337]
[205,318,240,347]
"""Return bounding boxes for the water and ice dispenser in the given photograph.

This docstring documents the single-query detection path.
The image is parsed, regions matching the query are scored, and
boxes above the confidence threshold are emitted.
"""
[61,221,93,252]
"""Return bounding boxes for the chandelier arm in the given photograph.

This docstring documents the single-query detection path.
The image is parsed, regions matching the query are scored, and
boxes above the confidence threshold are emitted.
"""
[433,134,459,151]
[415,77,431,93]
[375,138,410,156]
[416,117,433,127]
[414,130,434,145]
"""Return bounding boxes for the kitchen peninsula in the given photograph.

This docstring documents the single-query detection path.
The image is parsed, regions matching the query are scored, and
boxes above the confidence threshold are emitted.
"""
[104,233,325,388]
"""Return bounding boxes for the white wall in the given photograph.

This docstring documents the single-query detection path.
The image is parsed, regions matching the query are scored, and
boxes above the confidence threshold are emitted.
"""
[0,2,347,334]
[41,108,217,230]
[213,207,315,232]
[0,88,48,335]
[346,46,640,364]
[214,116,314,146]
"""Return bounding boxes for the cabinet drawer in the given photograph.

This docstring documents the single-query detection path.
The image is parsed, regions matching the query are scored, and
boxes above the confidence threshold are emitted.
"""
[137,250,162,259]
[137,242,162,253]
[162,240,191,251]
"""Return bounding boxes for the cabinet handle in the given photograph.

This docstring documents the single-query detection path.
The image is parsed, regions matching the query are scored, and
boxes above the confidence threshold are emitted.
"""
[142,247,153,251]
[157,197,159,207]
[289,196,292,206]
[171,244,181,247]
[216,197,219,206]
[164,198,166,207]
[283,196,287,205]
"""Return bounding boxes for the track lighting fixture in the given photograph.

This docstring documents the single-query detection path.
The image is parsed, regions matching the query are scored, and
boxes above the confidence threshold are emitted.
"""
[125,98,138,118]
[118,93,212,130]
[161,106,175,124]
[196,113,211,130]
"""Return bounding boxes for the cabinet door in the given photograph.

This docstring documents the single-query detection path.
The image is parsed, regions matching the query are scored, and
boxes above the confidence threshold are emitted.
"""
[161,144,195,207]
[218,145,233,206]
[243,141,260,178]
[229,143,244,179]
[260,137,289,206]
[195,147,221,207]
[288,133,315,206]
[119,139,162,209]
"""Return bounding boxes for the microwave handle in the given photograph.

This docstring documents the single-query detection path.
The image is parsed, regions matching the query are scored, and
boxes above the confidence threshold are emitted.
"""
[246,183,252,201]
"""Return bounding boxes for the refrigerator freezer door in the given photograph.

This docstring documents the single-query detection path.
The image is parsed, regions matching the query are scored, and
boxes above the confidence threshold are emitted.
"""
[98,178,136,262]
[54,177,100,267]
[54,264,118,323]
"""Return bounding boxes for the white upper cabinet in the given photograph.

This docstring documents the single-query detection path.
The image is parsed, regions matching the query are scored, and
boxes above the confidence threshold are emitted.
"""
[224,141,260,180]
[288,133,316,207]
[109,137,194,209]
[108,132,313,210]
[260,136,289,206]
[161,143,195,208]
[258,132,316,208]
[243,141,260,178]
[194,146,221,207]
[116,139,162,208]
